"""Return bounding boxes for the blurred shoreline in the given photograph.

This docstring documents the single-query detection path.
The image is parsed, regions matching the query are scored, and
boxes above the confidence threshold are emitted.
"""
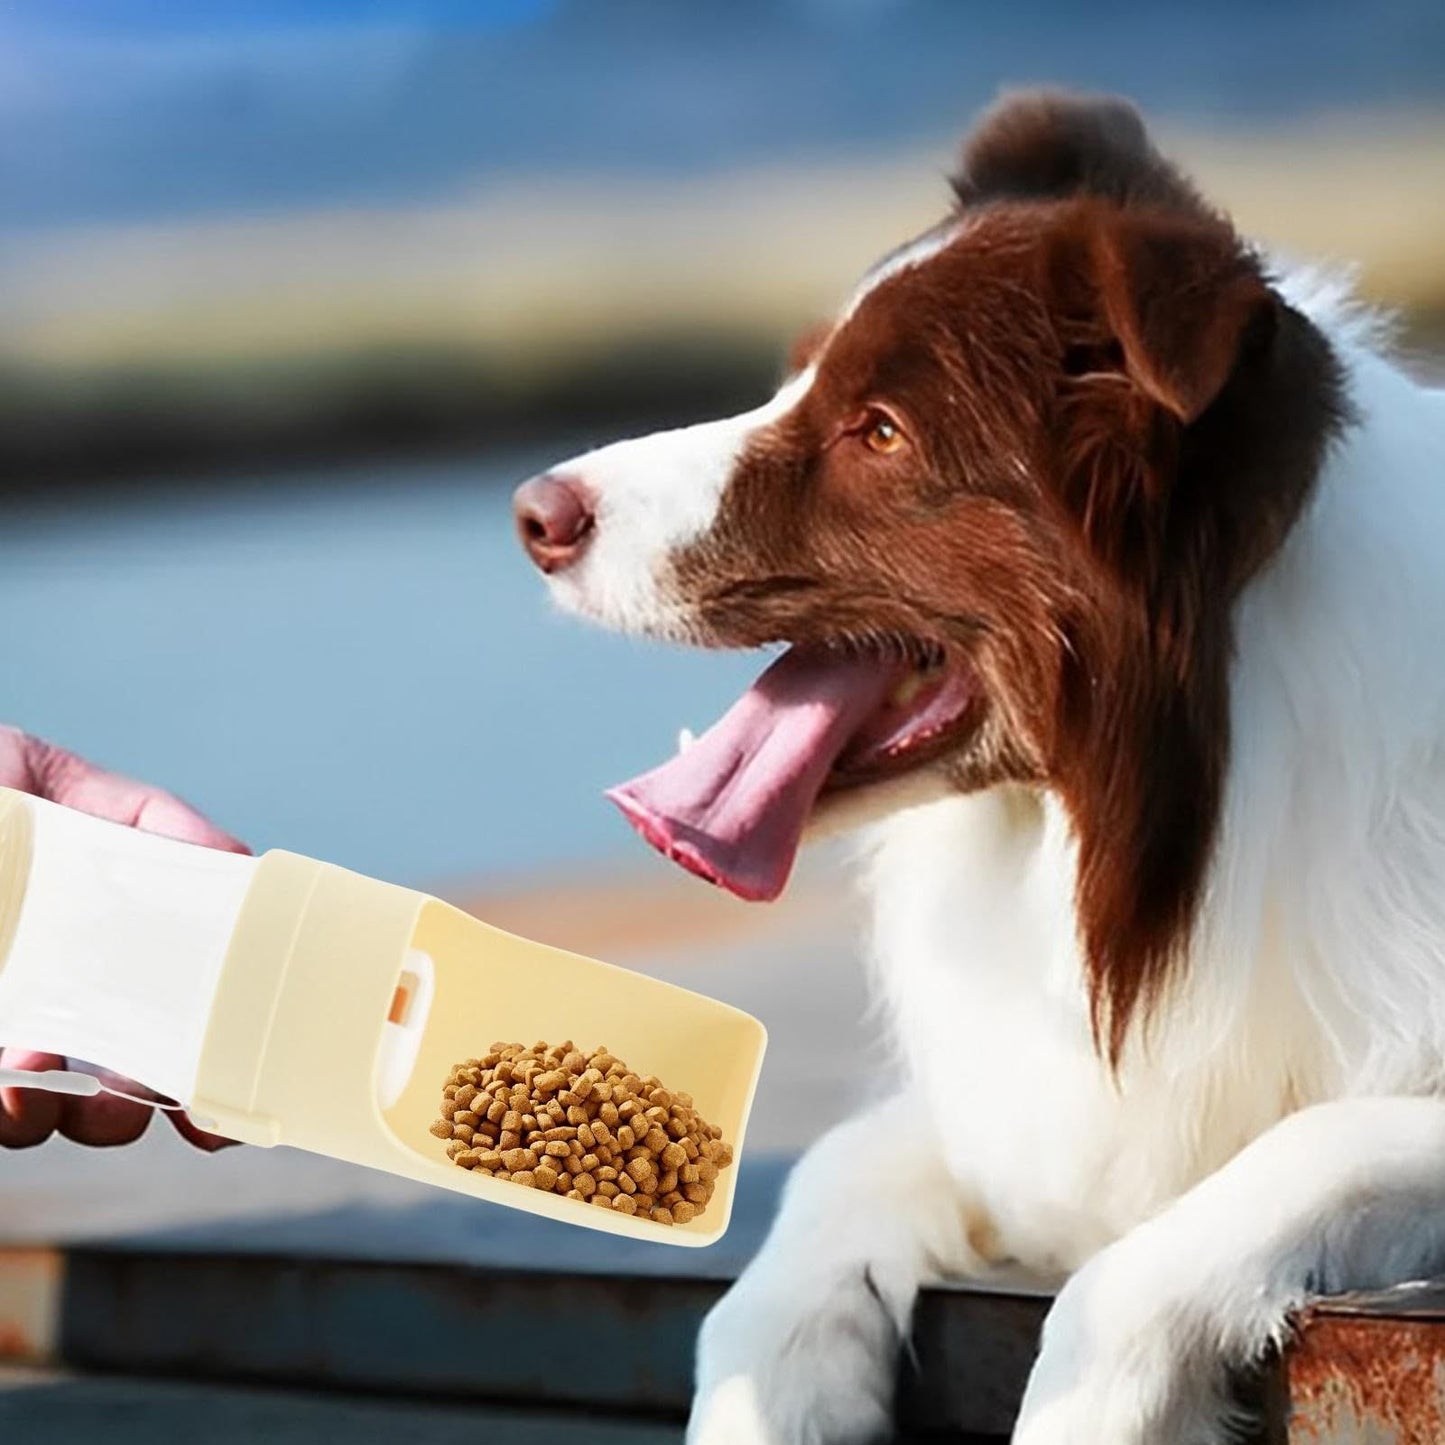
[4,111,1443,492]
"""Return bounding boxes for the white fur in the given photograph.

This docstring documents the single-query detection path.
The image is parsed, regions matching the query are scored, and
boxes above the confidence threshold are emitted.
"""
[542,367,815,638]
[838,221,961,323]
[543,226,958,643]
[540,272,1445,1443]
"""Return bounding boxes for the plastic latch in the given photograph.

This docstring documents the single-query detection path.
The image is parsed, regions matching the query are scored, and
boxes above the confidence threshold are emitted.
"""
[0,1068,103,1097]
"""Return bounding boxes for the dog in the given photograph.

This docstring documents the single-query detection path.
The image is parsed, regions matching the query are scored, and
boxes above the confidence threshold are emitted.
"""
[513,91,1445,1445]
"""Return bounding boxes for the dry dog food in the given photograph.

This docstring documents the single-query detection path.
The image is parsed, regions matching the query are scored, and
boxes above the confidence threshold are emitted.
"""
[431,1041,734,1226]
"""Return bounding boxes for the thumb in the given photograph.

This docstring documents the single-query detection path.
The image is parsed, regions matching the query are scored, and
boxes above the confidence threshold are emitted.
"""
[128,788,251,854]
[29,741,250,854]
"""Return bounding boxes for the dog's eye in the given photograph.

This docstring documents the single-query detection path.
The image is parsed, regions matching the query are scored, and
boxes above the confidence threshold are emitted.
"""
[862,411,906,455]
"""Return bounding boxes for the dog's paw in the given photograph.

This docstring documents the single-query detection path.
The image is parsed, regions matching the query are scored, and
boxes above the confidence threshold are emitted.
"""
[1012,1238,1244,1445]
[687,1267,902,1445]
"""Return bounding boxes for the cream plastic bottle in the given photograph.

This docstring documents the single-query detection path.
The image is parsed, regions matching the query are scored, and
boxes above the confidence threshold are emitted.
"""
[0,787,765,1245]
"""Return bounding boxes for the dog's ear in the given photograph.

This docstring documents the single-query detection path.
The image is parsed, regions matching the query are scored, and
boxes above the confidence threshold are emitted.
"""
[1086,208,1273,423]
[953,90,1202,213]
[957,90,1267,420]
[1045,204,1275,576]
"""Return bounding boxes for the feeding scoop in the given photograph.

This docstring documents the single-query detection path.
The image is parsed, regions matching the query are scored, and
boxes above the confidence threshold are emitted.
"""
[0,786,766,1246]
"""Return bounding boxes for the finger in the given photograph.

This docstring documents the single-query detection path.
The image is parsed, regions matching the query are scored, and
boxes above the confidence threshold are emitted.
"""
[59,1087,153,1147]
[18,735,251,854]
[166,1109,239,1153]
[0,726,39,791]
[67,770,250,852]
[0,1048,66,1148]
[67,1070,234,1151]
[130,787,251,854]
[57,1069,155,1144]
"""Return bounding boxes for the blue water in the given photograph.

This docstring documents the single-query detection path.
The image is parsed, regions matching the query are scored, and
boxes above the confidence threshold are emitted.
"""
[0,453,763,887]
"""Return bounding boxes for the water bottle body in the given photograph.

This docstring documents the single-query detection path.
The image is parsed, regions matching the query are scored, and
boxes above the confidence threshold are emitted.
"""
[0,787,256,1103]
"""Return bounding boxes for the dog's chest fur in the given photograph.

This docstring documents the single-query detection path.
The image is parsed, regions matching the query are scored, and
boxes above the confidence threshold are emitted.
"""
[859,791,1315,1276]
[859,789,1337,1277]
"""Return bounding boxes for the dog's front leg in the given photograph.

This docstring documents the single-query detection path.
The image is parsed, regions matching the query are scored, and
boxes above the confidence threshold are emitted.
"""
[688,1092,978,1445]
[1014,1096,1445,1445]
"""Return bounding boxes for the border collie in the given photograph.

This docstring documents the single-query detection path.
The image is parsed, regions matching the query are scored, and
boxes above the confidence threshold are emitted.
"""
[514,92,1445,1445]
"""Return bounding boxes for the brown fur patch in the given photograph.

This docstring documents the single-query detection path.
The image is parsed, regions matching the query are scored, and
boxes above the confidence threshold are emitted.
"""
[670,93,1346,1057]
[952,89,1207,216]
[785,320,835,379]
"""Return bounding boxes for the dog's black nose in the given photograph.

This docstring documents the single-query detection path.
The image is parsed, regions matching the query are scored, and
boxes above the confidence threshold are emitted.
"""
[513,472,596,574]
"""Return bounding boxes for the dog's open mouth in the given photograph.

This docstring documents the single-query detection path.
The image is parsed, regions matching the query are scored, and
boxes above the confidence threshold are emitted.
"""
[606,644,977,901]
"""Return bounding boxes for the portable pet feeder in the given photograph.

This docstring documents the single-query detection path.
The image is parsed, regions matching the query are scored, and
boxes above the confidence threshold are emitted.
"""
[0,786,766,1245]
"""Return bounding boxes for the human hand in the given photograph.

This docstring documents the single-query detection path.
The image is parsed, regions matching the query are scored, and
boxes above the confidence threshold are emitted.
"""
[0,727,248,1150]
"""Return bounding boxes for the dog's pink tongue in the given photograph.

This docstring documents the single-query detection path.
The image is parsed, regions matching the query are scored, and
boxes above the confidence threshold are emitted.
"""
[606,647,903,902]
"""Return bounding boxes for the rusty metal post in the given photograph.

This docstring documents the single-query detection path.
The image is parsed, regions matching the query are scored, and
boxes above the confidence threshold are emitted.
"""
[1276,1283,1445,1444]
[0,1250,61,1363]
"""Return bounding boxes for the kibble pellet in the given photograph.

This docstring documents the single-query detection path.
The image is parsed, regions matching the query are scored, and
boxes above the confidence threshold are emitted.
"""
[433,1041,733,1226]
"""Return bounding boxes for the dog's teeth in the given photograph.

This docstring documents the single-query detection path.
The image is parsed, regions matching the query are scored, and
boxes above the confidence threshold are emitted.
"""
[890,672,927,708]
[677,727,697,754]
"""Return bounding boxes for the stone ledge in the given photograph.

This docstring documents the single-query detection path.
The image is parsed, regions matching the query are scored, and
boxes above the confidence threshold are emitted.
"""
[5,1232,1444,1440]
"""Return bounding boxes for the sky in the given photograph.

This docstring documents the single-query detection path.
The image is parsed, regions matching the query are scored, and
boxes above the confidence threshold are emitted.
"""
[2,1,559,36]
[2,1,1442,232]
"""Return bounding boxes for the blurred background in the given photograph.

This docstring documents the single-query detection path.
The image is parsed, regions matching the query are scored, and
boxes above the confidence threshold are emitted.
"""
[3,0,1443,896]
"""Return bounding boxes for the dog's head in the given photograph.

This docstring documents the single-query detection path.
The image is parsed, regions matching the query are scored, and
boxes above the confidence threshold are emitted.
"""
[515,92,1343,1051]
